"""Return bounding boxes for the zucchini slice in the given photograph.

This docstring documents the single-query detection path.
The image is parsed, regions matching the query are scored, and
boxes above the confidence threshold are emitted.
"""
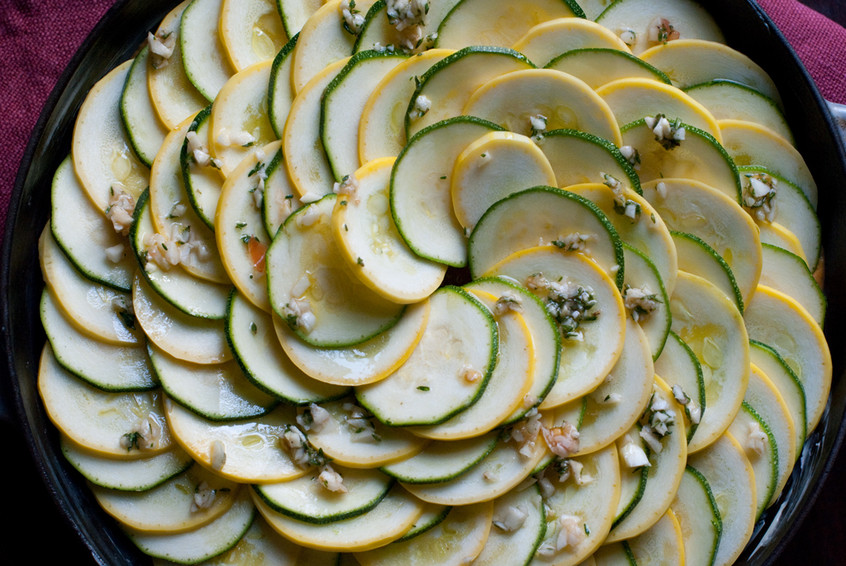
[669,466,722,566]
[469,186,625,289]
[226,291,348,404]
[759,243,825,326]
[91,464,240,534]
[354,502,493,565]
[120,46,168,168]
[254,465,393,523]
[750,340,807,452]
[391,116,503,267]
[727,400,779,520]
[670,272,749,454]
[268,33,299,139]
[208,59,277,176]
[473,484,547,566]
[40,289,156,392]
[380,431,498,484]
[436,0,584,49]
[219,0,288,72]
[266,194,405,348]
[332,158,447,303]
[486,245,626,408]
[670,230,744,313]
[595,0,724,55]
[149,344,277,421]
[654,331,706,443]
[624,510,685,566]
[147,3,208,129]
[464,68,622,146]
[620,244,672,360]
[126,488,255,563]
[132,189,233,320]
[164,401,307,483]
[513,18,631,68]
[50,156,135,292]
[356,286,497,427]
[180,105,224,231]
[180,0,235,102]
[277,0,324,37]
[73,59,149,211]
[321,51,409,181]
[38,345,172,458]
[545,48,671,89]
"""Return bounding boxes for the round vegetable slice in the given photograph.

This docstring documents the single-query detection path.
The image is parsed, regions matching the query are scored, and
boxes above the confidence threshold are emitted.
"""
[545,48,671,89]
[513,17,631,67]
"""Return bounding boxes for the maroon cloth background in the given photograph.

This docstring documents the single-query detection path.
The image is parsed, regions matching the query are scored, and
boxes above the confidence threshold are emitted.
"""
[1,1,845,564]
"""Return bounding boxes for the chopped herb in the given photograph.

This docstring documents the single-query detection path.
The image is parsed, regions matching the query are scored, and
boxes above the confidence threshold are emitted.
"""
[249,322,258,335]
[122,431,141,451]
[357,257,365,266]
[417,386,430,391]
[235,221,247,229]
[117,309,136,331]
[248,161,265,177]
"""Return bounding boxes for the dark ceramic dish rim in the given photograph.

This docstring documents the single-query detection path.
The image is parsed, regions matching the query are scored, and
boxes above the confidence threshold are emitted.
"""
[3,1,846,564]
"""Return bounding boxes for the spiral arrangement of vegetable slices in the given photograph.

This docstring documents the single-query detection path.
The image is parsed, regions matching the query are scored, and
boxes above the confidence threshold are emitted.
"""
[37,0,832,564]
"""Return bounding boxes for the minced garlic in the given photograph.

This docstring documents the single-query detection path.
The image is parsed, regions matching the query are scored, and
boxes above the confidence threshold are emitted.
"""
[623,285,661,321]
[106,188,135,236]
[542,422,580,458]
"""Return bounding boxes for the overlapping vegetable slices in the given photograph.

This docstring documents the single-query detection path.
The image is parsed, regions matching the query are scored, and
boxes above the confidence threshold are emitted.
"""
[37,0,831,564]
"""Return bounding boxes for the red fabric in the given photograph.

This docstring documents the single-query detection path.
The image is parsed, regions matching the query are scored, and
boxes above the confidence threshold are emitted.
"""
[0,0,844,245]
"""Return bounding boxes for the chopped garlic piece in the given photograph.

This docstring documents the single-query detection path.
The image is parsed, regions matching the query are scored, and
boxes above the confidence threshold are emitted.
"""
[333,174,359,200]
[647,16,680,45]
[493,505,528,532]
[106,188,135,236]
[529,113,548,140]
[147,31,175,68]
[104,243,125,263]
[623,285,661,321]
[120,413,165,452]
[297,403,332,433]
[318,465,348,493]
[339,0,365,34]
[542,422,580,458]
[409,94,431,119]
[191,481,217,513]
[621,441,650,468]
[460,365,482,383]
[747,421,768,455]
[493,292,523,316]
[210,440,226,471]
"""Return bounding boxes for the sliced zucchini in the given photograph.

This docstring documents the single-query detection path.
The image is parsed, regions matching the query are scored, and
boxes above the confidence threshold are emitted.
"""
[551,318,653,457]
[410,288,534,440]
[332,158,447,303]
[180,0,235,101]
[262,147,302,238]
[355,286,497,426]
[513,17,630,68]
[92,464,240,534]
[391,115,502,267]
[120,46,168,168]
[277,0,324,37]
[533,444,621,564]
[743,285,831,431]
[393,505,451,543]
[624,510,685,566]
[654,331,706,443]
[640,39,781,103]
[595,0,724,55]
[687,433,756,566]
[534,129,640,194]
[380,431,498,484]
[149,344,277,421]
[180,105,224,231]
[685,79,792,142]
[354,502,493,565]
[485,245,626,408]
[132,189,233,320]
[606,378,688,542]
[301,400,427,468]
[275,298,428,387]
[545,48,671,89]
[620,244,672,360]
[404,46,534,137]
[39,228,141,346]
[215,142,279,311]
[670,272,749,454]
[147,3,209,129]
[668,466,722,566]
[641,178,760,306]
[620,119,740,203]
[609,427,649,534]
[749,340,807,451]
[358,48,454,163]
[464,484,546,566]
[469,186,625,290]
[266,194,405,348]
[132,273,232,365]
[38,344,172,458]
[254,465,393,523]
[759,243,825,326]
[464,68,622,146]
[209,60,277,177]
[283,57,349,201]
[51,156,134,292]
[268,33,299,139]
[727,400,779,520]
[73,59,149,210]
[149,116,228,284]
[568,182,677,300]
[126,488,255,564]
[464,276,560,422]
[164,401,306,483]
[40,289,156,392]
[450,131,557,231]
[321,51,408,180]
[670,230,744,313]
[719,119,818,208]
[61,436,192,492]
[253,484,425,552]
[226,291,348,404]
[436,0,584,49]
[219,0,288,71]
